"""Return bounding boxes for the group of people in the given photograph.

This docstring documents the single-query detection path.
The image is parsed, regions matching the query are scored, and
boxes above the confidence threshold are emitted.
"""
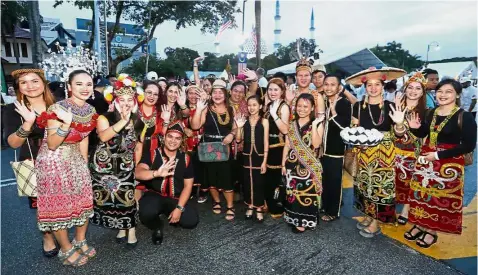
[4,54,476,267]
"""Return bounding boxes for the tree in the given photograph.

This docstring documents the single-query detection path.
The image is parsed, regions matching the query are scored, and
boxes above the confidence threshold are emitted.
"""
[54,0,240,73]
[27,0,42,67]
[254,0,261,68]
[370,41,424,72]
[163,47,200,73]
[1,1,28,66]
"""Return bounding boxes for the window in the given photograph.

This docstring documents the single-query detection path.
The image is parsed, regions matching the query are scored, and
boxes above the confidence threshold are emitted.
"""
[5,42,12,57]
[20,43,28,57]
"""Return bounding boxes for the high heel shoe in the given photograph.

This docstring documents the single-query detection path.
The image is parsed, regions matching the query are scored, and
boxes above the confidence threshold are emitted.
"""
[245,208,254,220]
[255,210,265,223]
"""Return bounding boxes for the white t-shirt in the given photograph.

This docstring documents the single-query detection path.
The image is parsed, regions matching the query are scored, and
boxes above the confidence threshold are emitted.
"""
[461,85,477,112]
[258,76,268,88]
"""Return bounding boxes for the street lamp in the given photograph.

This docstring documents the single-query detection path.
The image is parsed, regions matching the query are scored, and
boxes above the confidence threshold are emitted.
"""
[425,41,440,67]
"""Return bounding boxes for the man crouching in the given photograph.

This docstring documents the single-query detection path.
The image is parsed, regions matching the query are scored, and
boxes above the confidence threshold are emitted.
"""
[135,120,199,245]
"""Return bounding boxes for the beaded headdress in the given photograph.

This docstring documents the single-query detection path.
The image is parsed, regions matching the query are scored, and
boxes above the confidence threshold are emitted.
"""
[11,68,45,79]
[405,71,427,88]
[39,40,102,99]
[103,74,144,103]
[166,120,185,136]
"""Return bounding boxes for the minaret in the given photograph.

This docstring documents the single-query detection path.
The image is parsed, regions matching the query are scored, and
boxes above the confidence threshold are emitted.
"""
[273,0,281,51]
[309,8,316,42]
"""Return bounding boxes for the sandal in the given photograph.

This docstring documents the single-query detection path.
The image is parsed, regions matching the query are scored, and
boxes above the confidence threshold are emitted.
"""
[416,232,438,248]
[321,214,337,222]
[72,239,96,259]
[225,207,235,221]
[255,210,265,223]
[404,225,424,241]
[245,207,253,220]
[397,215,408,225]
[212,201,222,214]
[356,218,372,230]
[58,246,88,267]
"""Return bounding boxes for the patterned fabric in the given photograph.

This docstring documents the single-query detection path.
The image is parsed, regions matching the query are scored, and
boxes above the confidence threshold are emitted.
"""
[394,130,421,204]
[11,158,37,197]
[242,119,265,208]
[408,143,464,234]
[353,131,397,223]
[90,120,138,229]
[36,100,96,231]
[283,120,321,229]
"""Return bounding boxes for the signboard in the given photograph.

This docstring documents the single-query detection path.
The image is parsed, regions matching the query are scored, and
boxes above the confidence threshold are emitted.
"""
[238,52,247,74]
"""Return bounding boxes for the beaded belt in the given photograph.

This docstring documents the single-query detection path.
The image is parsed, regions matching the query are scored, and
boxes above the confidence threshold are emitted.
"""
[204,134,224,139]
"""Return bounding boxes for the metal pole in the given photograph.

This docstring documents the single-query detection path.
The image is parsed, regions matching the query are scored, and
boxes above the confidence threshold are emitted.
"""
[241,0,246,51]
[425,44,430,68]
[94,0,102,64]
[145,4,152,75]
[104,0,109,75]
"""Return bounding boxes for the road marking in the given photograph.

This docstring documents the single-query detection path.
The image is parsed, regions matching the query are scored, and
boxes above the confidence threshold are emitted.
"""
[0,178,16,183]
[1,182,17,187]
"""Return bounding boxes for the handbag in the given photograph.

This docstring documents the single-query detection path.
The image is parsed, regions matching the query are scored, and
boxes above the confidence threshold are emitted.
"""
[10,119,37,197]
[343,102,359,177]
[198,110,230,162]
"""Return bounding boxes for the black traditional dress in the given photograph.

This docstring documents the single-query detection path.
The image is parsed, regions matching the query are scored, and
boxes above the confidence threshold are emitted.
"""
[90,112,139,229]
[283,120,322,229]
[264,101,288,215]
[242,118,265,208]
[352,101,396,223]
[201,107,234,192]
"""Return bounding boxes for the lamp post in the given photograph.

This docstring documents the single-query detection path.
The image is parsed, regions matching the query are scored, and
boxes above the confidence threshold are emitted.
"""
[425,41,440,68]
[241,0,247,51]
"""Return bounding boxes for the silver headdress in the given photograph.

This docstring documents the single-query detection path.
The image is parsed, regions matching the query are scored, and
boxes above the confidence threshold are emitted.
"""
[39,40,103,98]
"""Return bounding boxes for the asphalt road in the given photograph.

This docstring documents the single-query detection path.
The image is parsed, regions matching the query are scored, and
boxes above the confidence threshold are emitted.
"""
[0,148,464,275]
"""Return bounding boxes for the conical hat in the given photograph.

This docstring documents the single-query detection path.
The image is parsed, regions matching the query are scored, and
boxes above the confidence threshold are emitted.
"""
[345,67,406,86]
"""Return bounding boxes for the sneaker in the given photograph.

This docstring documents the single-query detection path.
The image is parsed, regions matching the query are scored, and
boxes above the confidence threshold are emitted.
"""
[197,196,208,204]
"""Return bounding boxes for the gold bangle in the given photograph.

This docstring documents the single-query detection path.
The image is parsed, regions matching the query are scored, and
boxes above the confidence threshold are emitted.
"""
[112,126,119,133]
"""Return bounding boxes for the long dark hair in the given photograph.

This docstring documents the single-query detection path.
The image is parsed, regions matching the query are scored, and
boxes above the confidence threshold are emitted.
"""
[142,80,163,110]
[401,81,427,119]
[294,93,316,121]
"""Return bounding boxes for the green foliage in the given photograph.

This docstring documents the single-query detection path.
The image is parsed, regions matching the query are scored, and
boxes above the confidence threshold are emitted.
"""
[370,41,424,72]
[275,38,320,66]
[1,1,28,36]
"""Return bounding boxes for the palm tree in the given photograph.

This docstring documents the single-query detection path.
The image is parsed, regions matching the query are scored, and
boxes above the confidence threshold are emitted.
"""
[254,0,261,68]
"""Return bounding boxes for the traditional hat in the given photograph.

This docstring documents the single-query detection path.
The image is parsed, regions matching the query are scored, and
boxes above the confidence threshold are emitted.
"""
[212,79,227,89]
[166,120,185,136]
[405,71,427,87]
[296,58,313,73]
[345,66,406,86]
[312,63,326,73]
[11,68,45,79]
[103,73,144,103]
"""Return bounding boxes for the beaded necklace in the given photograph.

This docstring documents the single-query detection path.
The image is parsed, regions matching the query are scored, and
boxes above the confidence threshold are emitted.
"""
[428,105,459,148]
[367,102,384,126]
[211,106,230,125]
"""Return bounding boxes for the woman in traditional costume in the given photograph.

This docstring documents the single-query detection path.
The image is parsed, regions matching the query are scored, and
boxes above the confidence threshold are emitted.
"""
[281,93,325,233]
[405,79,476,248]
[5,68,58,257]
[89,74,145,249]
[346,66,407,238]
[190,79,238,221]
[264,78,290,218]
[393,72,427,225]
[36,70,98,266]
[235,95,269,222]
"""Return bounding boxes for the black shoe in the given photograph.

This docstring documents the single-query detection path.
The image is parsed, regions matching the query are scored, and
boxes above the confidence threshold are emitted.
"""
[116,236,127,244]
[126,240,138,250]
[42,242,60,258]
[152,229,163,245]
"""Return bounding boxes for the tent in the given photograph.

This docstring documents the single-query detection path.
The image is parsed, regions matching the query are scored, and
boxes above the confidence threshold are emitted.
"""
[185,70,228,81]
[427,61,477,81]
[267,48,386,76]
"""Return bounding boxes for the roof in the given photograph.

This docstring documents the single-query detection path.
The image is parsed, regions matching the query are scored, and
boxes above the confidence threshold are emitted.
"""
[185,70,228,81]
[267,48,385,76]
[427,61,477,80]
[4,26,31,39]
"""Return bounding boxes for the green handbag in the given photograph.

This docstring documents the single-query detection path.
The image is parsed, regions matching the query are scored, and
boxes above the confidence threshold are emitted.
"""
[198,110,230,162]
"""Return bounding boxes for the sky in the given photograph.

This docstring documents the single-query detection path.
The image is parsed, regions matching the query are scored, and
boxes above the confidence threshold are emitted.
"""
[38,0,477,63]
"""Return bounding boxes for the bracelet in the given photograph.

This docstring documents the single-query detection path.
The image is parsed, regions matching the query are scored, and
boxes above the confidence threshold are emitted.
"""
[176,205,185,212]
[229,131,236,137]
[152,170,156,178]
[56,127,70,137]
[15,126,31,138]
[180,105,188,111]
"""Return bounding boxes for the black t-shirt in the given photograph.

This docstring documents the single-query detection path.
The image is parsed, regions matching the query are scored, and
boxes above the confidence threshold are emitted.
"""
[324,96,352,156]
[139,147,194,198]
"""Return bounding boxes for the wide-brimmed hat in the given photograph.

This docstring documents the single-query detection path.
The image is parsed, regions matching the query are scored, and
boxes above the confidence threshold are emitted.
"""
[345,66,406,86]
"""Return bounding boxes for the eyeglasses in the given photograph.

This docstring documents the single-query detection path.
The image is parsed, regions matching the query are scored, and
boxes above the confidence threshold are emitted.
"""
[145,91,159,97]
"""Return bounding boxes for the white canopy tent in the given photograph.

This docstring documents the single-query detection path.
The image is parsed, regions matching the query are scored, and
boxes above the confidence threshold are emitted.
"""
[427,61,477,81]
[267,48,386,76]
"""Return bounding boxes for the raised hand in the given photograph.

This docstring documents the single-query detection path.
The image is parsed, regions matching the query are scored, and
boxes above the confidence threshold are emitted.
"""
[242,68,258,81]
[120,105,132,122]
[14,100,36,124]
[156,158,177,177]
[196,98,208,111]
[177,88,187,106]
[388,104,405,125]
[52,106,73,125]
[160,105,171,123]
[194,56,205,64]
[269,100,280,120]
[195,88,209,101]
[234,113,247,128]
[228,74,236,84]
[406,112,421,129]
[285,85,296,104]
[312,115,325,128]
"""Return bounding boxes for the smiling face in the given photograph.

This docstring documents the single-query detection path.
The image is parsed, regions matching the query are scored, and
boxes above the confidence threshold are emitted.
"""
[435,84,458,106]
[323,77,340,98]
[164,131,182,152]
[187,87,198,105]
[17,73,46,100]
[247,97,262,116]
[166,85,179,104]
[144,84,160,107]
[267,83,283,101]
[69,73,93,101]
[116,93,135,113]
[365,79,384,98]
[426,74,439,90]
[312,72,325,89]
[230,84,245,103]
[202,79,212,93]
[211,88,226,105]
[405,82,424,101]
[296,98,313,119]
[296,70,311,89]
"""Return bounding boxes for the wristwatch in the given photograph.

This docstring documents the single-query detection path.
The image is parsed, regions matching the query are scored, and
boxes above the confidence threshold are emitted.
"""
[176,205,185,212]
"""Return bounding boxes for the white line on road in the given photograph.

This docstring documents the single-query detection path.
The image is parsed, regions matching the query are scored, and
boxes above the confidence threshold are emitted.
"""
[0,182,17,187]
[0,178,16,183]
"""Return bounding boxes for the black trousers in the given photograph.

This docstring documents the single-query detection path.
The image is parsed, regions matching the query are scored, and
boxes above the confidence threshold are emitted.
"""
[139,192,199,230]
[264,168,284,215]
[321,155,344,217]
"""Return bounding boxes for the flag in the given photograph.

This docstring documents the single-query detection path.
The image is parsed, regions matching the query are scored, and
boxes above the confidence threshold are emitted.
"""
[237,52,247,74]
[215,19,232,41]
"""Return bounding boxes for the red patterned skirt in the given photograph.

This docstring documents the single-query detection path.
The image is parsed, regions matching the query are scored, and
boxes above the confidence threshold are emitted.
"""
[36,141,93,232]
[408,143,464,234]
[394,135,419,204]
